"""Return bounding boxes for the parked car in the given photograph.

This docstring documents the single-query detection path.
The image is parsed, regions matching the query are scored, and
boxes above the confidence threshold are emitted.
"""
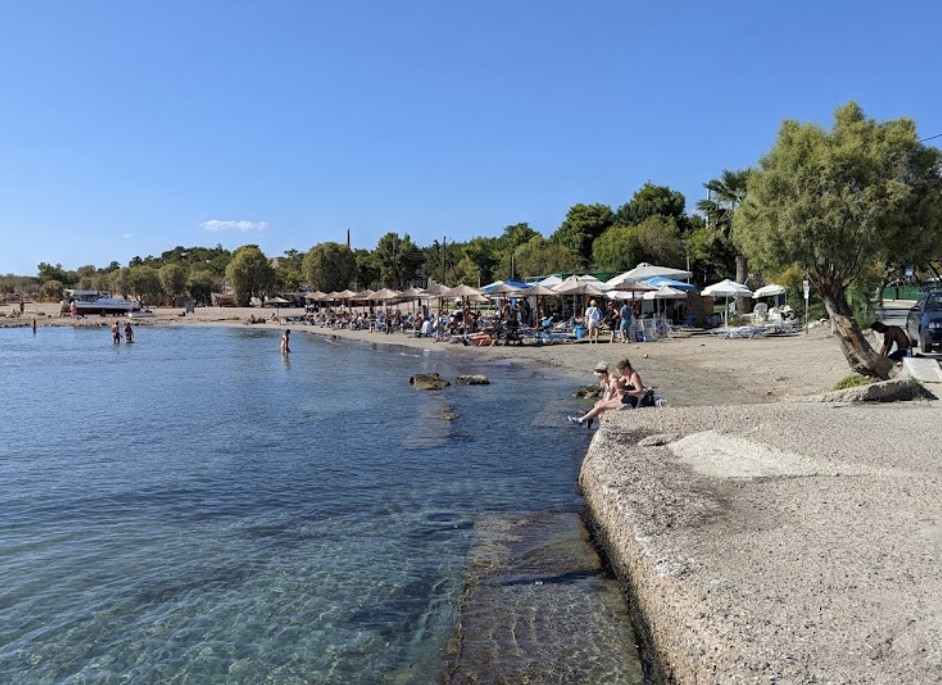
[906,290,942,353]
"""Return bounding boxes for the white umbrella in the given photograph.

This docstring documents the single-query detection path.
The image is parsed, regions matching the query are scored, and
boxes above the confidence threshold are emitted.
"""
[702,279,753,325]
[642,285,688,300]
[552,275,608,296]
[753,283,786,298]
[607,262,692,285]
[643,285,687,318]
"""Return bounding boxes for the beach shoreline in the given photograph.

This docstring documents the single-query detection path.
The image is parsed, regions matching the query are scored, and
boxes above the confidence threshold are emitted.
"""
[7,303,852,405]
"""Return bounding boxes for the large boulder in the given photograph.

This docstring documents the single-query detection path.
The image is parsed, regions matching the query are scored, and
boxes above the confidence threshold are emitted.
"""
[409,373,450,391]
[795,376,928,403]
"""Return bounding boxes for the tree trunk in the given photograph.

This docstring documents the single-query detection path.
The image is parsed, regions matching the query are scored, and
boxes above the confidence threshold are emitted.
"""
[817,281,894,380]
[735,254,751,314]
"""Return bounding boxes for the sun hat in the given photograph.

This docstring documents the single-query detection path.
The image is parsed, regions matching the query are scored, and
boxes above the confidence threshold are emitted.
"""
[593,361,609,374]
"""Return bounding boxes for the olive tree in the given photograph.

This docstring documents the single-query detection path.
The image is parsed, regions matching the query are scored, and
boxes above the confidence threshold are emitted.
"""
[159,263,188,305]
[302,242,355,292]
[735,102,942,379]
[225,245,276,307]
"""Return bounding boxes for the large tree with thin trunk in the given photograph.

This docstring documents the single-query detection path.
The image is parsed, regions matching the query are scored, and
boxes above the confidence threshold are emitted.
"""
[735,102,942,379]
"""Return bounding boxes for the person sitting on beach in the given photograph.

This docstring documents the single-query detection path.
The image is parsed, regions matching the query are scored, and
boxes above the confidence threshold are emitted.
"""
[568,361,621,429]
[568,358,652,428]
[617,357,655,408]
[870,321,910,361]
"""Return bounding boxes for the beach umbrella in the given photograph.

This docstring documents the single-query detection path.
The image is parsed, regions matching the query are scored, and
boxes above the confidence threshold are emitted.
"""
[552,276,607,296]
[482,279,531,293]
[422,282,451,296]
[304,290,328,301]
[703,279,753,325]
[642,276,696,292]
[397,286,428,318]
[642,285,688,300]
[642,285,688,318]
[537,275,564,288]
[399,286,428,299]
[753,283,786,298]
[607,262,692,284]
[265,296,291,316]
[482,280,531,294]
[606,276,658,293]
[441,285,484,327]
[371,288,403,301]
[514,284,557,297]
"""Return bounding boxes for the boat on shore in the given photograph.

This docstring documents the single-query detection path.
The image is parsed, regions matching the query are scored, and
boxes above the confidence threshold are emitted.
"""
[61,289,141,316]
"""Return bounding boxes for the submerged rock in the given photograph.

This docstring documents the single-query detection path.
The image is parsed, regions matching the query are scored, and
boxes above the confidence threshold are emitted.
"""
[575,385,602,399]
[437,405,459,421]
[409,372,450,390]
[456,374,490,385]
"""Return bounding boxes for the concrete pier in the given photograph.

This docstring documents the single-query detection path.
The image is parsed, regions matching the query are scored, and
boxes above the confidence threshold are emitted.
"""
[580,401,942,684]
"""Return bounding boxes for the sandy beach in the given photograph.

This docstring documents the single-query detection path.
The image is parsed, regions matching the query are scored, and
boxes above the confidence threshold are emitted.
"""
[6,302,852,406]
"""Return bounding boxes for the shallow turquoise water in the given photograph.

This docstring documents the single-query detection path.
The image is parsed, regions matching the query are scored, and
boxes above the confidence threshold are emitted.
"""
[0,325,639,684]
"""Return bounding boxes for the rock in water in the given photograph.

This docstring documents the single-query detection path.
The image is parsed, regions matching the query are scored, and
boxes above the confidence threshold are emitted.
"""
[409,373,451,390]
[456,374,490,385]
[437,405,459,421]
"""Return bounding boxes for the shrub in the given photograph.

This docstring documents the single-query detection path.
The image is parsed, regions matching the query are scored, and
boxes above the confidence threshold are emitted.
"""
[831,374,871,391]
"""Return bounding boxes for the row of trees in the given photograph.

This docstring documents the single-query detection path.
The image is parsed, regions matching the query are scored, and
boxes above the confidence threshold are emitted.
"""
[4,102,941,378]
[7,181,751,308]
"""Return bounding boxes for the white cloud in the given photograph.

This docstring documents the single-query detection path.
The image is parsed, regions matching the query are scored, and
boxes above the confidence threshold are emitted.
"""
[201,219,270,233]
[123,233,132,239]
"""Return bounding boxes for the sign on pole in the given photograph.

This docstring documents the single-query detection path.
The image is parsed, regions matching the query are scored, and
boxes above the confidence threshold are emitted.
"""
[802,279,810,335]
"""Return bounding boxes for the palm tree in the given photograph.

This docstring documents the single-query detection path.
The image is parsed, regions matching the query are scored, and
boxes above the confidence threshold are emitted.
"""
[697,169,751,284]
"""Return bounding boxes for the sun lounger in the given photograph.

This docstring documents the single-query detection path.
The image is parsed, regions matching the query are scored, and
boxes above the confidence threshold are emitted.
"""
[710,326,766,339]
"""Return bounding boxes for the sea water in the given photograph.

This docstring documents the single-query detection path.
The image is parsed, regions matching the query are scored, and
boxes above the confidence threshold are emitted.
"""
[0,325,642,684]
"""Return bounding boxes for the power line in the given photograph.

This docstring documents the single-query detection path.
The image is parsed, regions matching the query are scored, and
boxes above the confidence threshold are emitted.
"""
[920,132,942,142]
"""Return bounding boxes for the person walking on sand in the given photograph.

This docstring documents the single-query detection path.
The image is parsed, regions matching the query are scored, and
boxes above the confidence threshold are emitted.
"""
[280,328,291,354]
[584,299,602,344]
[124,321,134,344]
[618,301,633,343]
[111,321,121,344]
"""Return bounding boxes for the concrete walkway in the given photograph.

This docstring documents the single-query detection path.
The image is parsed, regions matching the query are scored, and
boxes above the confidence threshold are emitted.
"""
[580,400,942,684]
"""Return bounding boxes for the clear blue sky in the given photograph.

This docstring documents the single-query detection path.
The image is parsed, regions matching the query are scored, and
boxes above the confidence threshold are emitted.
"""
[1,0,939,276]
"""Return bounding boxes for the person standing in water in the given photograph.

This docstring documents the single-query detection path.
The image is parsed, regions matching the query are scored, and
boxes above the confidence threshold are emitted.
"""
[280,329,291,354]
[111,321,121,344]
[124,321,134,343]
[31,317,37,334]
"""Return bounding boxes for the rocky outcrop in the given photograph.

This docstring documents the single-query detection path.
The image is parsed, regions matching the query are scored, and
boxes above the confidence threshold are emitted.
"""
[409,373,450,390]
[792,376,926,403]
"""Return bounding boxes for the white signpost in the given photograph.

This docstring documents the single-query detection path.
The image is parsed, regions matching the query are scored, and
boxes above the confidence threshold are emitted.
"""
[803,278,811,335]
